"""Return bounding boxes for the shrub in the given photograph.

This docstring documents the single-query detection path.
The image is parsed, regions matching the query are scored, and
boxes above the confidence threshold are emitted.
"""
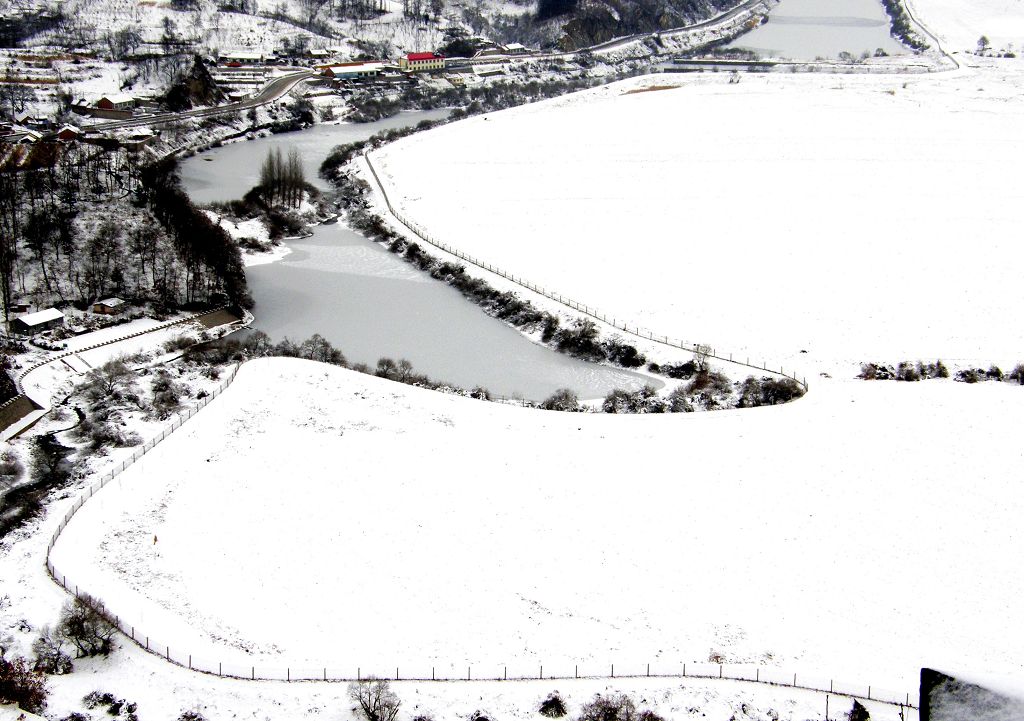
[896,362,920,382]
[1009,363,1024,384]
[151,369,185,419]
[658,361,697,379]
[83,691,137,719]
[687,370,732,410]
[32,625,73,674]
[760,377,805,405]
[955,368,983,384]
[540,315,560,344]
[735,377,763,408]
[540,389,580,412]
[0,450,24,488]
[667,386,693,413]
[178,711,207,721]
[848,699,870,721]
[348,678,401,721]
[578,694,636,721]
[83,691,117,708]
[58,594,117,658]
[602,386,665,414]
[986,365,1003,381]
[161,335,195,353]
[539,693,567,718]
[0,654,48,714]
[555,319,606,362]
[604,338,645,368]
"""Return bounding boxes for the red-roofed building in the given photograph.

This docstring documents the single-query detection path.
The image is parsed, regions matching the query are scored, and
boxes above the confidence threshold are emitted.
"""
[399,52,445,72]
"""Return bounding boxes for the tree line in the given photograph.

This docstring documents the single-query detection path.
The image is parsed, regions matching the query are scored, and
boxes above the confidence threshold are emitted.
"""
[0,142,251,321]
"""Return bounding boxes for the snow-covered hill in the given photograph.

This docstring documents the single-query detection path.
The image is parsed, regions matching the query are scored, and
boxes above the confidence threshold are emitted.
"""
[47,357,1024,694]
[369,66,1024,379]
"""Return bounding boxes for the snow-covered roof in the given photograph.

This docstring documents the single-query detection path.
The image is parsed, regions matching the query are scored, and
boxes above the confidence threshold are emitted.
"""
[323,62,384,74]
[504,42,526,50]
[95,297,126,307]
[99,93,136,105]
[17,307,64,326]
[222,51,267,60]
[57,124,82,135]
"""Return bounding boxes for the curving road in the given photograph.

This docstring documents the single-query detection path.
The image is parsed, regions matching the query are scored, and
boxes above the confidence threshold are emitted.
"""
[82,70,316,133]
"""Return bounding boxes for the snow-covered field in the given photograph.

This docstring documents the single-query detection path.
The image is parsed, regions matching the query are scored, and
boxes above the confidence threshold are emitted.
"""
[5,2,1024,718]
[907,0,1024,52]
[369,64,1024,380]
[47,357,1024,699]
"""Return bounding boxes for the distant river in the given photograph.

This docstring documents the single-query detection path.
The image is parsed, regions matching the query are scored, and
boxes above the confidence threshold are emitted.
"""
[180,114,661,400]
[727,0,908,60]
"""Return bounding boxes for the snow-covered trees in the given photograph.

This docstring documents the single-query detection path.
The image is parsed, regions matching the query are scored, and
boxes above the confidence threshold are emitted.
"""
[258,148,307,208]
[57,594,117,658]
[348,678,401,721]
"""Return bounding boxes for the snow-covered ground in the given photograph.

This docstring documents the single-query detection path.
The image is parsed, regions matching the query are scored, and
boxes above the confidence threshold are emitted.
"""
[45,357,1023,699]
[369,62,1024,382]
[907,0,1024,52]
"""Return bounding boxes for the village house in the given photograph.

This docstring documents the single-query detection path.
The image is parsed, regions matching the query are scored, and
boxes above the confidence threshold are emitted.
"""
[56,124,83,142]
[319,61,385,80]
[10,307,64,335]
[92,297,126,315]
[219,50,270,66]
[96,93,137,111]
[398,52,445,72]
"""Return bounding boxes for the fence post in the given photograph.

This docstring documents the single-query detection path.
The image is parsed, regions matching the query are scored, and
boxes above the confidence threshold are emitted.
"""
[612,664,614,678]
[719,665,722,678]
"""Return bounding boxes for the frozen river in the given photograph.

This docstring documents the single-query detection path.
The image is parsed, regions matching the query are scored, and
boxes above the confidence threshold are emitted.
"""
[727,0,908,59]
[180,114,659,400]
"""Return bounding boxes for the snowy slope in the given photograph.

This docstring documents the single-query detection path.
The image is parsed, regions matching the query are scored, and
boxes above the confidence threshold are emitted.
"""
[47,357,1024,694]
[370,69,1024,380]
[909,0,1024,52]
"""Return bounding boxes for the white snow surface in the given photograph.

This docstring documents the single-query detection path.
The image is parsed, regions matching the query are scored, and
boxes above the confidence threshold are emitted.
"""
[370,67,1024,379]
[48,357,1024,694]
[908,0,1024,51]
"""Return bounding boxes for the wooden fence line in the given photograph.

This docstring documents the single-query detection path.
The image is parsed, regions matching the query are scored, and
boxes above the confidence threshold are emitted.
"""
[361,153,807,392]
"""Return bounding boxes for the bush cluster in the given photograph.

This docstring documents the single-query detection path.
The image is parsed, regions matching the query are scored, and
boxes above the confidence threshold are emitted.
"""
[602,385,665,414]
[83,690,138,720]
[539,693,567,718]
[859,360,949,381]
[0,653,47,714]
[578,694,664,721]
[860,360,1024,385]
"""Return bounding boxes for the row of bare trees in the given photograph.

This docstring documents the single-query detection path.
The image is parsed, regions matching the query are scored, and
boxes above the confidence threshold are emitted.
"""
[257,148,307,208]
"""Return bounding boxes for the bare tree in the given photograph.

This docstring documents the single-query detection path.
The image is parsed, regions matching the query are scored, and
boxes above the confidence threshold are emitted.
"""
[348,678,401,721]
[693,343,712,373]
[57,593,117,658]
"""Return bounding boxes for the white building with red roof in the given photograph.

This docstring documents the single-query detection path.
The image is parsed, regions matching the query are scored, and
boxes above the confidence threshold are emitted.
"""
[398,52,445,72]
